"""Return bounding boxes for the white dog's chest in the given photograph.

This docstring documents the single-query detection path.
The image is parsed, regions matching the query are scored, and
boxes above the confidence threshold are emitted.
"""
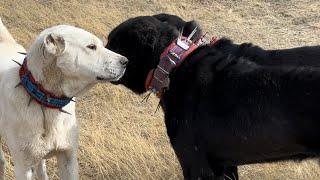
[42,119,79,159]
[18,122,77,160]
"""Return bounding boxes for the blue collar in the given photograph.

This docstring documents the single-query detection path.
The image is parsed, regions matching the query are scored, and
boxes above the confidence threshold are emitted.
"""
[18,58,72,109]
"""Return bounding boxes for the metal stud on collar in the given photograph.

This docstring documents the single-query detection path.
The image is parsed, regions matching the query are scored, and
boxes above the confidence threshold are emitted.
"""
[15,82,22,88]
[12,58,23,88]
[18,52,27,55]
[59,108,72,115]
[28,96,33,106]
[187,26,198,42]
[12,59,22,66]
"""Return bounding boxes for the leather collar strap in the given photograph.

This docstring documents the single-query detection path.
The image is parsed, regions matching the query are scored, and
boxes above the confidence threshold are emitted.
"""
[145,35,208,98]
[19,58,72,109]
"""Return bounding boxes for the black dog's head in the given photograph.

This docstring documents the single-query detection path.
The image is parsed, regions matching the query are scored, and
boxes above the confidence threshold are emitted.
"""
[153,13,203,41]
[107,14,202,94]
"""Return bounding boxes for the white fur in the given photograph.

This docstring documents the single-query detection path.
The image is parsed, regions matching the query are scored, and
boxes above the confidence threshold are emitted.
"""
[0,18,127,180]
[0,19,26,78]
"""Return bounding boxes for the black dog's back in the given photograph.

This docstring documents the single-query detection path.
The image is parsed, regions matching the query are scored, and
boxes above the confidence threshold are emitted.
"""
[213,38,320,67]
[268,46,320,66]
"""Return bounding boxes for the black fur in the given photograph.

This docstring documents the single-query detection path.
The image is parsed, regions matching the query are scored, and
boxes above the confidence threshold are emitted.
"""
[153,13,203,41]
[107,14,320,180]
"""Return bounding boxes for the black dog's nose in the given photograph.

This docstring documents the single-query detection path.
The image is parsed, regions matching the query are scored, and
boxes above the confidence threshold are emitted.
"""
[120,57,128,67]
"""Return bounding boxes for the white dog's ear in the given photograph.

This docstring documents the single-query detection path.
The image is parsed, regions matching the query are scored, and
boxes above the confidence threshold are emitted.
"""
[44,33,66,56]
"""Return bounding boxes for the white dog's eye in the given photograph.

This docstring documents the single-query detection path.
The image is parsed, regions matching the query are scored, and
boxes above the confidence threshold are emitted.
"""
[87,44,97,50]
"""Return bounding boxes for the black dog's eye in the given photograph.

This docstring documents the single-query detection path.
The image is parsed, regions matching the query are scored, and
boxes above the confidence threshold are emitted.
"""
[87,44,97,50]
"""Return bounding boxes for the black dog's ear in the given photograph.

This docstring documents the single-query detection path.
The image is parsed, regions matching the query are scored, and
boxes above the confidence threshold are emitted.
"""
[140,27,159,51]
[182,20,203,41]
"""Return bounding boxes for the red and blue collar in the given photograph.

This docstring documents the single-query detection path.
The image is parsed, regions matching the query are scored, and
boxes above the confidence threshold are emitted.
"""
[17,58,72,109]
[145,30,217,98]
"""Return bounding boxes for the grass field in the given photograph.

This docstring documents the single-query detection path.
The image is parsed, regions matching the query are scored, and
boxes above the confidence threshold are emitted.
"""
[0,0,320,179]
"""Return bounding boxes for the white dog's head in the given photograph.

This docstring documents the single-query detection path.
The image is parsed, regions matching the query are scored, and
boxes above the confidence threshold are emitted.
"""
[27,25,127,97]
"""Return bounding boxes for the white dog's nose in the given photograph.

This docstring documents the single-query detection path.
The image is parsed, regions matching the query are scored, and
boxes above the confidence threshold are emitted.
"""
[120,57,128,67]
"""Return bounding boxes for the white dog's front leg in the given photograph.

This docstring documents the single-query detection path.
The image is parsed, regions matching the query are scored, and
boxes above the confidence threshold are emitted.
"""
[57,151,79,180]
[34,160,48,180]
[0,142,6,180]
[13,162,33,180]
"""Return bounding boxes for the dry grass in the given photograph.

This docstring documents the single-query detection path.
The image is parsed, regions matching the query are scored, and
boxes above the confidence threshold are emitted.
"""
[0,0,320,179]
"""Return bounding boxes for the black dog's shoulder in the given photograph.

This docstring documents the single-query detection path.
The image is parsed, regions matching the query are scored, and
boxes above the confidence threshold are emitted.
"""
[212,38,270,64]
[170,45,260,93]
[179,44,259,72]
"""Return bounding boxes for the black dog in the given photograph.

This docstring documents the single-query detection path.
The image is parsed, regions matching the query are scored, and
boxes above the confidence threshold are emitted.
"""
[107,14,320,180]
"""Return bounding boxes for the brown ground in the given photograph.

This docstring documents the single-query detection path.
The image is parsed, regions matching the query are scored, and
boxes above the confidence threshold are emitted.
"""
[0,0,319,179]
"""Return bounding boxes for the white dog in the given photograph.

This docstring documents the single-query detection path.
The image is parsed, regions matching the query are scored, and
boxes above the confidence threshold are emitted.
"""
[0,18,127,180]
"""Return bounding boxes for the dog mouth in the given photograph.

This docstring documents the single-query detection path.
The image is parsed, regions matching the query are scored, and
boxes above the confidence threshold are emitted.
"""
[97,68,126,82]
[110,80,121,85]
[96,76,112,81]
[96,75,121,82]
